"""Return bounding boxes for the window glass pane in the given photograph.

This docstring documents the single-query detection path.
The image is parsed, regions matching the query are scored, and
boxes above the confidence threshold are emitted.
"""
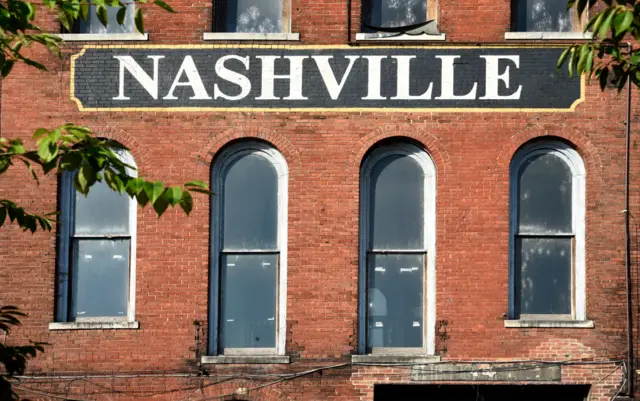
[367,253,424,350]
[369,154,424,250]
[515,0,572,32]
[75,178,130,235]
[515,237,571,316]
[220,253,277,350]
[75,3,136,33]
[222,0,282,33]
[70,239,130,319]
[364,0,427,27]
[518,153,572,233]
[223,152,278,250]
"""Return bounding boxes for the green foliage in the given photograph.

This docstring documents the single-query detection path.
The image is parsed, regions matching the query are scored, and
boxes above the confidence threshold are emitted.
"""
[0,0,187,399]
[0,0,174,77]
[0,124,209,232]
[0,306,47,400]
[559,0,640,90]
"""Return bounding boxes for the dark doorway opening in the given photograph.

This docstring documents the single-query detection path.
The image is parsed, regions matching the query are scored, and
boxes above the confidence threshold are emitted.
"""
[374,384,591,401]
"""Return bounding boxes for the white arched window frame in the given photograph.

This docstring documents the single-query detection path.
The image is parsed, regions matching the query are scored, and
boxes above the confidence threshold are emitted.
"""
[508,140,586,322]
[53,149,138,327]
[358,142,436,355]
[209,141,288,356]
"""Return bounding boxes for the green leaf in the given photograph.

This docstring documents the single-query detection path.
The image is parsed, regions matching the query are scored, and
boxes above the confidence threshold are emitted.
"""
[136,189,150,207]
[1,60,15,78]
[599,7,617,38]
[97,5,108,27]
[116,6,127,25]
[185,180,207,188]
[0,206,6,227]
[74,168,89,195]
[179,191,193,215]
[557,47,572,69]
[126,177,145,196]
[37,138,53,162]
[153,0,175,12]
[135,7,144,33]
[613,9,633,34]
[165,186,183,206]
[153,191,170,215]
[58,8,72,31]
[32,128,49,140]
[80,0,89,20]
[630,52,640,65]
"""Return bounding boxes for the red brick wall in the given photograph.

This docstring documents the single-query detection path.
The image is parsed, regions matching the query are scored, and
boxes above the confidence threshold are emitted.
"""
[1,1,638,400]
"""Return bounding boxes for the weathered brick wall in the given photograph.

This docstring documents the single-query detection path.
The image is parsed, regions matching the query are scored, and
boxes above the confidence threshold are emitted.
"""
[1,0,638,400]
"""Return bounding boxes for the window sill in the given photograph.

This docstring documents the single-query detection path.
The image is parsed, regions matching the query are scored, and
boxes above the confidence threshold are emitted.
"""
[504,32,592,40]
[49,321,140,330]
[202,32,300,41]
[201,355,291,364]
[55,33,149,41]
[504,320,594,328]
[351,355,441,364]
[356,32,446,41]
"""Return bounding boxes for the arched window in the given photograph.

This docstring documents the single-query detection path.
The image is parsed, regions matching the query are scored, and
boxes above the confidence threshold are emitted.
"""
[55,149,138,325]
[509,140,586,321]
[358,140,436,355]
[209,141,288,356]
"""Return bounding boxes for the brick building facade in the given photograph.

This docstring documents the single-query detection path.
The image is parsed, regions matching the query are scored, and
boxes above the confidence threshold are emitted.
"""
[1,0,639,400]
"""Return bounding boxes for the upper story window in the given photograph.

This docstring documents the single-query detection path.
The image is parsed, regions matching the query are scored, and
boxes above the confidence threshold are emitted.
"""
[358,140,436,355]
[55,149,137,323]
[215,0,290,33]
[209,141,288,356]
[511,0,582,32]
[509,140,586,321]
[71,3,136,34]
[362,0,430,29]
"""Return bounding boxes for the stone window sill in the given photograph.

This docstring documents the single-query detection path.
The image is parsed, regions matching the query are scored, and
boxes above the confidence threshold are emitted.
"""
[201,355,291,364]
[202,32,300,41]
[351,355,441,364]
[356,32,446,41]
[49,321,140,330]
[504,320,594,328]
[504,32,592,40]
[55,33,149,41]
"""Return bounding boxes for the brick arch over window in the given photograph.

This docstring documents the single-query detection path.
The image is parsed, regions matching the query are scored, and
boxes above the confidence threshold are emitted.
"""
[197,127,301,171]
[496,131,603,200]
[348,124,450,181]
[91,127,149,171]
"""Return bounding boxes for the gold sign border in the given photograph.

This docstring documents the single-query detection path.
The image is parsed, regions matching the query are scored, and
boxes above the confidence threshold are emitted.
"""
[70,44,586,113]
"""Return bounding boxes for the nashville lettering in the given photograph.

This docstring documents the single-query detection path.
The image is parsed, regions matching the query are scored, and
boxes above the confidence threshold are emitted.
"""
[112,54,523,102]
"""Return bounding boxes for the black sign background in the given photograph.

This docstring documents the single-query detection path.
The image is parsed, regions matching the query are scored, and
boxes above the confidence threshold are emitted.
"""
[71,46,583,111]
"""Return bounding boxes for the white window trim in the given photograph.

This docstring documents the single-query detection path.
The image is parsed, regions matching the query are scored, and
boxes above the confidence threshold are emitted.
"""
[358,142,436,356]
[508,140,586,322]
[54,149,138,326]
[55,33,149,41]
[209,141,288,356]
[203,32,300,41]
[504,32,592,40]
[355,32,446,41]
